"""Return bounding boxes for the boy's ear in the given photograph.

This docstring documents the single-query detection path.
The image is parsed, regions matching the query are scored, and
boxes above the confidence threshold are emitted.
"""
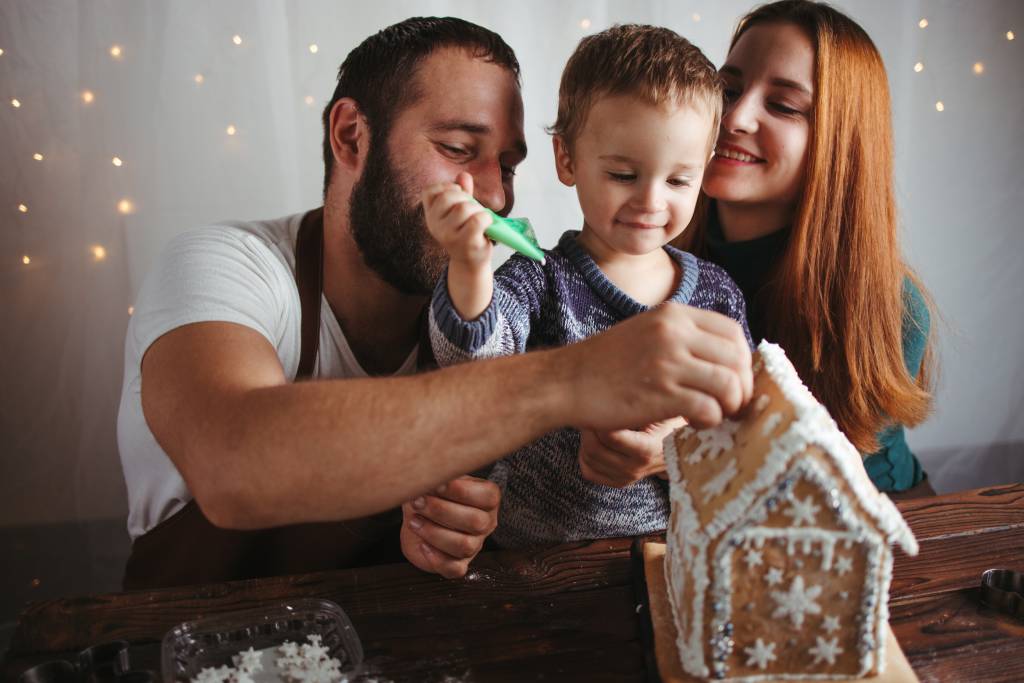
[552,135,576,187]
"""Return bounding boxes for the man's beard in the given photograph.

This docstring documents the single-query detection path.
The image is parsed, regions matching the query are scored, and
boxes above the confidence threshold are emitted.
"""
[348,137,447,296]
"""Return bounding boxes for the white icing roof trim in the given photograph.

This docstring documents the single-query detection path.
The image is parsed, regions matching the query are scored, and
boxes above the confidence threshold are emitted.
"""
[753,341,918,556]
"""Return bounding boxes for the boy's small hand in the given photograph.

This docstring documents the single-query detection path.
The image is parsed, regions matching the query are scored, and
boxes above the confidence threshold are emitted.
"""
[578,417,687,488]
[422,172,494,270]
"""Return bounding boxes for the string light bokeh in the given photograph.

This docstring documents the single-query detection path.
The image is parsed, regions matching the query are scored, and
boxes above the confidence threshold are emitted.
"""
[7,8,1004,267]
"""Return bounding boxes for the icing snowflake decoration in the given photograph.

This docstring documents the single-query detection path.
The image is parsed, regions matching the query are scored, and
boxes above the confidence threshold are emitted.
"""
[809,635,844,665]
[835,555,854,576]
[232,647,264,674]
[765,566,785,586]
[822,615,841,633]
[687,419,741,463]
[744,548,764,569]
[194,668,234,683]
[744,638,778,670]
[783,495,821,527]
[700,457,739,503]
[191,634,346,683]
[771,575,823,628]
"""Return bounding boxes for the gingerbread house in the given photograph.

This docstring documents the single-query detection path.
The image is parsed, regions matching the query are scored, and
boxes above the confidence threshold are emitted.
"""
[663,341,918,681]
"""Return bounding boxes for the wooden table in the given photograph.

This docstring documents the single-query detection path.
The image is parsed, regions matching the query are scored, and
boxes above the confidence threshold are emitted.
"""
[5,483,1023,682]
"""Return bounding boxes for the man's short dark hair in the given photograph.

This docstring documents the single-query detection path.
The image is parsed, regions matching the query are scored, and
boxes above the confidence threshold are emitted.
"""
[320,17,521,198]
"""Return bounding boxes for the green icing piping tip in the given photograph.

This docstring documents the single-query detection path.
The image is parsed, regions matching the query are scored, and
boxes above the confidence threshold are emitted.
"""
[482,208,546,264]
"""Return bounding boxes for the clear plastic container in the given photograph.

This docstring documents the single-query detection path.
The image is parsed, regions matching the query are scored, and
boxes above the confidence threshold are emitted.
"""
[160,598,363,682]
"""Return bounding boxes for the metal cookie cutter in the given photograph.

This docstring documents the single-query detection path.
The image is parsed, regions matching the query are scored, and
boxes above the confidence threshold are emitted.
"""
[980,568,1024,619]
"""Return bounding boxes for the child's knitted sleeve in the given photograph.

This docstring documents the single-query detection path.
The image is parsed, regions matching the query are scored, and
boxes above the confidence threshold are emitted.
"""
[690,258,755,351]
[428,253,548,366]
[729,283,755,351]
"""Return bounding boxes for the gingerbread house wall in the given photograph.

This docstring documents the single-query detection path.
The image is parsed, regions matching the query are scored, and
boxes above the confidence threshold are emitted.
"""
[704,453,890,680]
[666,445,893,681]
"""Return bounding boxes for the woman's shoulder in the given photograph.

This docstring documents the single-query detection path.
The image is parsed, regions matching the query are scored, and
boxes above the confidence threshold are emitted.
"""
[900,275,932,376]
[901,275,931,340]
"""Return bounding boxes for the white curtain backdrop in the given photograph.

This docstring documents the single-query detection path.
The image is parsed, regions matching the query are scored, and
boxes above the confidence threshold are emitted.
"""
[1,0,1022,610]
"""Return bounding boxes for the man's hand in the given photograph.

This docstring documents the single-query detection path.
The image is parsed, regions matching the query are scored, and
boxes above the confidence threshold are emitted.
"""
[400,475,500,579]
[578,417,687,488]
[566,303,753,433]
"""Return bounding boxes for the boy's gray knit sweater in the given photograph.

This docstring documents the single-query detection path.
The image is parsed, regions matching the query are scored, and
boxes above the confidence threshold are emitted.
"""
[429,230,752,549]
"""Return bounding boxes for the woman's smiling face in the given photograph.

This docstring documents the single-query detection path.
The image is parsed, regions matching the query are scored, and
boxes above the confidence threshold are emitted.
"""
[703,22,815,214]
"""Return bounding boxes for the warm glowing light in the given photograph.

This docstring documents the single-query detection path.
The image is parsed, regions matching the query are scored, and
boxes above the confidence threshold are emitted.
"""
[18,203,28,213]
[232,34,243,45]
[309,43,319,54]
[82,90,95,104]
[33,153,43,161]
[973,62,985,75]
[128,305,135,315]
[918,18,928,29]
[1008,31,1016,41]
[935,101,945,112]
[914,62,924,73]
[226,124,237,136]
[112,156,123,167]
[117,199,134,214]
[580,18,591,29]
[110,45,122,58]
[22,255,31,265]
[11,98,20,108]
[92,245,107,261]
[0,49,5,57]
[304,95,314,105]
[194,73,204,84]
[30,578,41,588]
[692,13,701,22]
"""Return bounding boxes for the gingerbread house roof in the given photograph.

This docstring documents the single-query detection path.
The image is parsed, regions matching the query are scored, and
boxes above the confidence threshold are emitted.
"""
[665,341,918,556]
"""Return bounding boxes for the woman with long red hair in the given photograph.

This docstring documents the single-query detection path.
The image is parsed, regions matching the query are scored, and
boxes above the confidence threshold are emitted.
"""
[577,0,935,498]
[675,0,935,496]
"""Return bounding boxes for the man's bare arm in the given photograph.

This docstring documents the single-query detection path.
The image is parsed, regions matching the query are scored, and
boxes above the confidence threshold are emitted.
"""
[141,303,751,530]
[141,321,567,529]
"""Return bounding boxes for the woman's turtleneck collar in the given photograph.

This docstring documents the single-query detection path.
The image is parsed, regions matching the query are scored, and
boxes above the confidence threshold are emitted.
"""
[704,204,791,343]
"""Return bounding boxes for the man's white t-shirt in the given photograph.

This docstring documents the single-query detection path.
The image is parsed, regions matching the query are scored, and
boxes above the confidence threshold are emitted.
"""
[116,212,418,541]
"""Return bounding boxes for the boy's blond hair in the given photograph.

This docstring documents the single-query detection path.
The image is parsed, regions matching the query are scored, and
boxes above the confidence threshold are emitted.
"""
[551,24,722,154]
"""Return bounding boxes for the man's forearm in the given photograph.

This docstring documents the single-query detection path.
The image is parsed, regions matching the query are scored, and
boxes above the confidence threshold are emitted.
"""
[190,350,569,528]
[147,303,753,531]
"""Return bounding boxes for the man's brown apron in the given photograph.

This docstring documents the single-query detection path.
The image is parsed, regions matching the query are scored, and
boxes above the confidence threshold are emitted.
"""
[123,208,434,590]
